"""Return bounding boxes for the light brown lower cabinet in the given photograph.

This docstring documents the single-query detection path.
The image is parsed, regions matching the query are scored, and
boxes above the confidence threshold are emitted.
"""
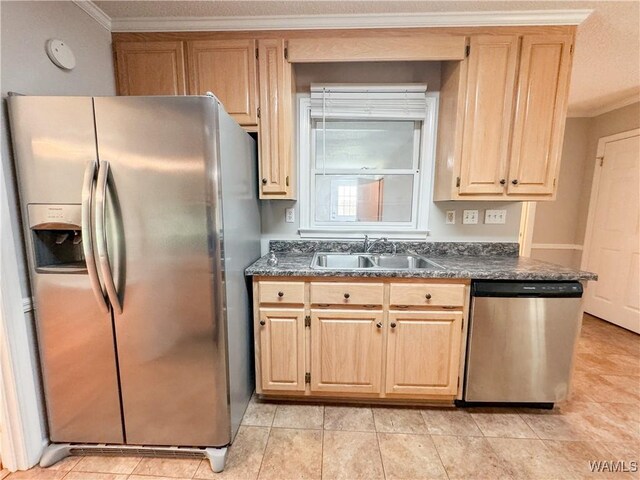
[385,311,463,396]
[255,278,469,402]
[257,308,305,392]
[310,309,384,394]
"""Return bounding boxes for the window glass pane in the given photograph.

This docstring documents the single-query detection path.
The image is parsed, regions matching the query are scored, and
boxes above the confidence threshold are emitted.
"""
[315,175,414,223]
[314,120,416,170]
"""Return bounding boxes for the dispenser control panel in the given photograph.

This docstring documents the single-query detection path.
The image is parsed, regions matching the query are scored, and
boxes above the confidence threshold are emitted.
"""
[28,204,82,230]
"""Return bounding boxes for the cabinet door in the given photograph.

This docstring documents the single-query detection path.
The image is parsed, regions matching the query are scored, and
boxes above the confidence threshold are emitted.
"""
[458,35,519,195]
[258,308,305,392]
[386,311,463,396]
[508,34,573,195]
[311,309,383,394]
[257,39,295,199]
[187,39,258,125]
[115,41,186,95]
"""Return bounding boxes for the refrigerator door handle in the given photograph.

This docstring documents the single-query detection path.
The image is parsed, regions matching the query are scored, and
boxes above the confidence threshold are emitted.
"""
[81,160,109,313]
[95,160,123,314]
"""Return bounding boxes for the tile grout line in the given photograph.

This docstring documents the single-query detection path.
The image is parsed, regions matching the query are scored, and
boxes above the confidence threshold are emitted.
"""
[516,410,542,440]
[320,427,324,480]
[253,399,276,478]
[429,434,452,480]
[420,410,451,480]
[252,424,271,480]
[320,405,325,480]
[373,431,385,480]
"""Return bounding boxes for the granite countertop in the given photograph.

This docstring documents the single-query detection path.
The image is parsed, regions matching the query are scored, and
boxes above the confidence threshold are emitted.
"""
[245,241,597,281]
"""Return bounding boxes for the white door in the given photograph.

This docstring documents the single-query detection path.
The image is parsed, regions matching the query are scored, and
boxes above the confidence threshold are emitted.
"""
[583,131,640,333]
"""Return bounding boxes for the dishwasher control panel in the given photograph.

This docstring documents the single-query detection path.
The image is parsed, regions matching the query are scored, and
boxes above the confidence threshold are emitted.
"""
[472,281,583,298]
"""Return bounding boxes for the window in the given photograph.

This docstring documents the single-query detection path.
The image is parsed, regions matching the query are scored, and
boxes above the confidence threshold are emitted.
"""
[298,85,439,237]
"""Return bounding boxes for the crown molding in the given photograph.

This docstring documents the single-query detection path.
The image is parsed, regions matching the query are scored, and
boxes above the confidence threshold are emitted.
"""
[568,92,640,118]
[73,0,111,31]
[110,9,592,33]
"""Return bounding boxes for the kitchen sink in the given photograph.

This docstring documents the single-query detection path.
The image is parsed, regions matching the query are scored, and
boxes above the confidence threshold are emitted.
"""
[371,254,444,270]
[310,252,443,270]
[313,253,376,269]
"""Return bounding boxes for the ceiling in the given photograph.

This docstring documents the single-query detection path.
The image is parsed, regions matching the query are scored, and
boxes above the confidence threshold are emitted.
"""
[93,1,640,116]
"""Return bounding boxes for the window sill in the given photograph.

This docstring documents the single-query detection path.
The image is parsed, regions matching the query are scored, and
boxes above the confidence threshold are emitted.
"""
[298,228,430,239]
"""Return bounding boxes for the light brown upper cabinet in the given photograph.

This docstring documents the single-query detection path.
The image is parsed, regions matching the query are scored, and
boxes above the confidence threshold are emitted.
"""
[114,41,187,96]
[457,35,519,195]
[435,32,574,201]
[257,39,296,199]
[508,35,573,195]
[186,39,258,126]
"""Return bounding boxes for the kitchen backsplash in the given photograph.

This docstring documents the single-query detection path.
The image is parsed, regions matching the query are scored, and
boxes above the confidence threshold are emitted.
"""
[259,200,524,254]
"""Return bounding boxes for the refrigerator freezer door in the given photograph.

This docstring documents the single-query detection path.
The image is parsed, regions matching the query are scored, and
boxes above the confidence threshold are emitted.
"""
[93,96,230,446]
[7,96,124,443]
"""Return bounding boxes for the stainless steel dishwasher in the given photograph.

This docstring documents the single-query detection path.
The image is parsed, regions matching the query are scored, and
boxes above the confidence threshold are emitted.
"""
[463,281,583,407]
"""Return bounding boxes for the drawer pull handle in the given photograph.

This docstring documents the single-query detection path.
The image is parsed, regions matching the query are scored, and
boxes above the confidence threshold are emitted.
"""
[277,291,284,297]
[344,293,350,299]
[512,179,519,185]
[259,320,266,326]
[390,322,397,329]
[376,322,383,329]
[425,293,432,300]
[262,178,267,185]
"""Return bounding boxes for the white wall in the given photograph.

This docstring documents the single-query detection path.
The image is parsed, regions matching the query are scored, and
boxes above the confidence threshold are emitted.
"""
[0,1,115,469]
[260,199,521,252]
[531,102,640,268]
[2,0,115,296]
[262,61,522,252]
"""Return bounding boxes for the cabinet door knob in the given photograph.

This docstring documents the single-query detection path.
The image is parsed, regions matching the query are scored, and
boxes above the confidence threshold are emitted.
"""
[259,320,266,326]
[512,179,518,185]
[425,293,432,300]
[499,179,506,185]
[344,293,350,299]
[376,322,383,329]
[262,178,267,185]
[390,322,397,329]
[278,291,284,297]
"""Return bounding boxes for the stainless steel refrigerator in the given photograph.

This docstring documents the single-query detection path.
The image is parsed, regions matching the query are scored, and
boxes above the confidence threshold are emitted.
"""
[8,95,261,472]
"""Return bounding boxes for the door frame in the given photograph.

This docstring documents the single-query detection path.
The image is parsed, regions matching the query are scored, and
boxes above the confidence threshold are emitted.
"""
[581,128,640,271]
[0,162,46,471]
[518,202,537,257]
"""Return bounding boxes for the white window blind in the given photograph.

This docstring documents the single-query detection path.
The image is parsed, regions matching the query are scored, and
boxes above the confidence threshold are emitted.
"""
[310,84,428,120]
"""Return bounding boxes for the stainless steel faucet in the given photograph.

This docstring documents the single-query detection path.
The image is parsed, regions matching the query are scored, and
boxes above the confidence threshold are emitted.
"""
[364,235,389,253]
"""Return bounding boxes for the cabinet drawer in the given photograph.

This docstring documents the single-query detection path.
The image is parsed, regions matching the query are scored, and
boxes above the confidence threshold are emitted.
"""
[390,283,465,307]
[259,281,305,304]
[310,282,384,306]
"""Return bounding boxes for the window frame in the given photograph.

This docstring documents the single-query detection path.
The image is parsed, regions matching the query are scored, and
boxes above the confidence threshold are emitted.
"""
[298,92,439,238]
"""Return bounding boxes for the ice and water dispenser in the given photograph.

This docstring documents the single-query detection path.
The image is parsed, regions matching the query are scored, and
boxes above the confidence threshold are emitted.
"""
[28,204,86,273]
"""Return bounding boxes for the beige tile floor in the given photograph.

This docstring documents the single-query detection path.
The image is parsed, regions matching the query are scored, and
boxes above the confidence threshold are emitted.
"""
[7,314,639,480]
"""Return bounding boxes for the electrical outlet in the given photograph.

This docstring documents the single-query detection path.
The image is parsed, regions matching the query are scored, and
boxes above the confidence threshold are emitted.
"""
[463,210,479,225]
[445,210,456,224]
[285,207,295,223]
[484,209,507,224]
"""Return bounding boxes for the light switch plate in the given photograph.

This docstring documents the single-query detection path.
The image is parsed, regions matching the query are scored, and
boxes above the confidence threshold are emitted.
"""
[285,207,295,223]
[446,210,456,224]
[485,209,507,224]
[463,210,479,225]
